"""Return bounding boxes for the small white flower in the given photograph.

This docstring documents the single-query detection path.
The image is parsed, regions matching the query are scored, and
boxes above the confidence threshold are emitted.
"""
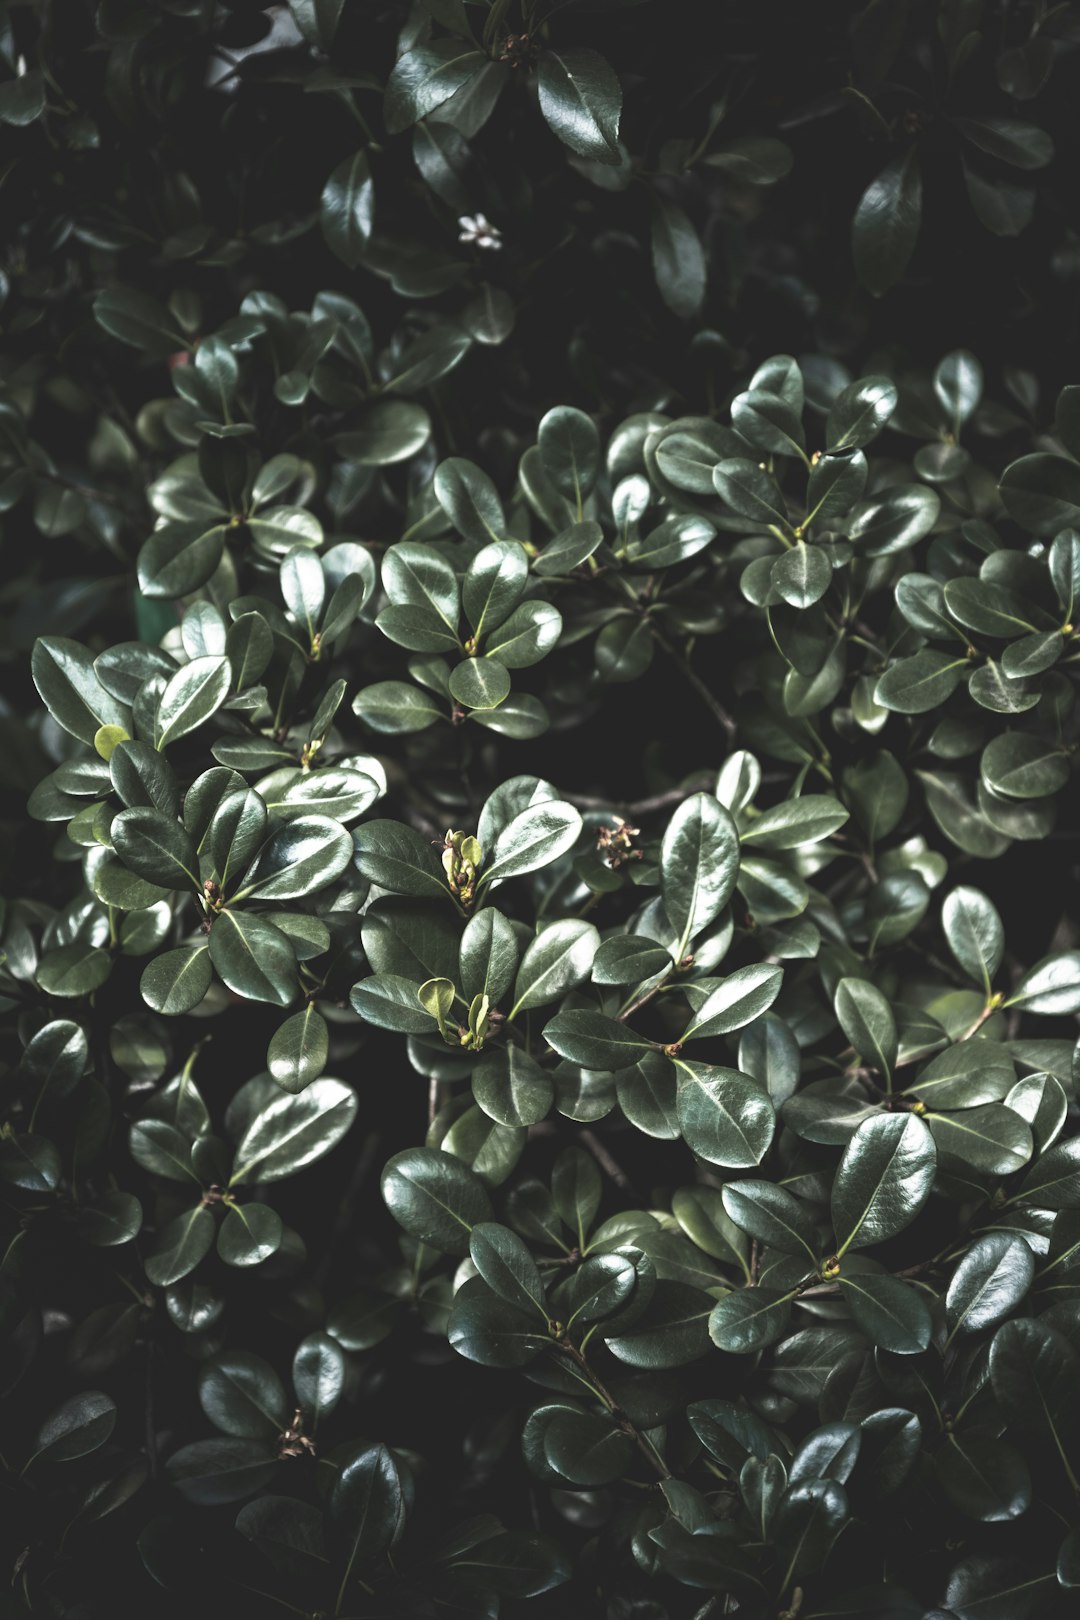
[458,213,503,252]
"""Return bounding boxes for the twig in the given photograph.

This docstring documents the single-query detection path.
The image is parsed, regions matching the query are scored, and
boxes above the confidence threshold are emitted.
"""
[617,974,671,1023]
[144,1337,157,1479]
[563,785,709,816]
[651,625,737,743]
[580,1129,638,1199]
[555,1337,670,1479]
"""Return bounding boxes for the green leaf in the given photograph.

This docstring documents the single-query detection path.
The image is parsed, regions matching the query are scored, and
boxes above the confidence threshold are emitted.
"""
[267,1006,328,1093]
[650,196,706,318]
[533,519,604,576]
[329,1444,404,1597]
[291,1328,341,1432]
[208,911,296,1007]
[773,1479,849,1583]
[712,458,788,525]
[108,740,180,818]
[199,1352,288,1439]
[482,600,562,669]
[981,732,1069,800]
[942,886,1004,993]
[384,40,489,134]
[936,1432,1032,1523]
[944,578,1039,639]
[32,637,130,746]
[335,400,432,465]
[17,1019,87,1104]
[94,288,185,355]
[905,1040,1015,1109]
[721,1180,816,1261]
[848,484,940,556]
[353,680,443,733]
[321,151,373,269]
[837,1272,931,1353]
[592,935,671,986]
[543,1009,653,1070]
[448,655,511,710]
[1014,1136,1080,1207]
[113,808,200,892]
[481,800,582,887]
[139,521,228,599]
[835,978,897,1085]
[807,449,868,529]
[129,1118,199,1183]
[145,1205,216,1287]
[463,541,528,637]
[771,544,831,608]
[946,1233,1034,1338]
[350,974,434,1034]
[156,656,231,749]
[537,407,600,509]
[672,1186,750,1276]
[934,350,984,424]
[472,1047,553,1127]
[280,548,325,641]
[682,964,783,1040]
[510,920,600,1016]
[1005,952,1080,1014]
[852,150,922,295]
[209,789,268,890]
[594,616,654,682]
[826,375,899,452]
[605,1280,712,1369]
[381,1147,494,1257]
[238,816,352,901]
[552,1146,600,1246]
[733,387,806,460]
[625,512,716,570]
[675,1061,776,1168]
[537,47,622,163]
[35,944,112,999]
[217,1202,284,1267]
[352,819,448,900]
[741,795,849,849]
[382,541,459,631]
[999,452,1080,536]
[531,1403,634,1485]
[230,1076,356,1185]
[434,458,505,547]
[448,1278,550,1367]
[616,1051,680,1140]
[709,1288,793,1353]
[458,906,518,1004]
[290,0,344,49]
[831,1113,936,1254]
[165,1437,277,1505]
[876,649,968,713]
[26,1392,117,1468]
[661,793,739,953]
[141,947,212,1016]
[990,1317,1079,1445]
[469,1223,547,1317]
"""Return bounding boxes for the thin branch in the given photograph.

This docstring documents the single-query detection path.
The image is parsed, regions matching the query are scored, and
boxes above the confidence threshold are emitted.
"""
[579,1129,638,1199]
[555,1337,671,1479]
[562,785,708,816]
[651,626,737,744]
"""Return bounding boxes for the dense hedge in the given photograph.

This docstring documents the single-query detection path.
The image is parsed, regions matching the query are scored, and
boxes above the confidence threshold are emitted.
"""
[4,3,1080,1618]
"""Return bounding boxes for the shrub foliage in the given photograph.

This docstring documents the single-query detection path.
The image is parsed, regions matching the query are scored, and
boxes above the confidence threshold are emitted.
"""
[4,2,1080,1618]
